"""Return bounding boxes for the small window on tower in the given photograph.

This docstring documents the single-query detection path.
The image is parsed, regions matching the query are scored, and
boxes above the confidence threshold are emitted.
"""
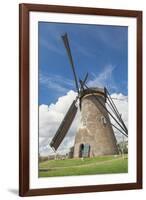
[101,116,107,127]
[82,116,87,126]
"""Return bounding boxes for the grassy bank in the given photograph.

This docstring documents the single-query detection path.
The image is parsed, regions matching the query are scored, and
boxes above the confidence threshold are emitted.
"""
[39,154,128,177]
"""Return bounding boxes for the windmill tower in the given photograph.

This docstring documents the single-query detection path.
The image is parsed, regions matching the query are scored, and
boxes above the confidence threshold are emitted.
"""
[73,88,118,158]
[50,33,128,157]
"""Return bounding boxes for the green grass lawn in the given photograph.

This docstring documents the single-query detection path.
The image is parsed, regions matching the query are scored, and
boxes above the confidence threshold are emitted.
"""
[39,154,128,177]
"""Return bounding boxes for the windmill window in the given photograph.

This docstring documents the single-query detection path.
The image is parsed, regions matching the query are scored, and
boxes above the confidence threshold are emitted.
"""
[101,116,107,127]
[82,116,87,126]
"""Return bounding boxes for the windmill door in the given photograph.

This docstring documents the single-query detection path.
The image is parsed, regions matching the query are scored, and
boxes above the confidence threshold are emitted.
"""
[79,144,90,158]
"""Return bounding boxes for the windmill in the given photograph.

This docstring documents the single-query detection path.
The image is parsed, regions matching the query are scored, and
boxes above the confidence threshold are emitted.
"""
[50,33,128,158]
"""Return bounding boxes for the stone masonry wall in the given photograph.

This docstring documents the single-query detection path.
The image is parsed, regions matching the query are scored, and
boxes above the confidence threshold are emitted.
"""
[73,93,118,158]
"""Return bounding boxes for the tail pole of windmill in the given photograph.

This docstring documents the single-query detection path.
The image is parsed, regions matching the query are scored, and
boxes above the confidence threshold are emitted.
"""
[50,33,128,158]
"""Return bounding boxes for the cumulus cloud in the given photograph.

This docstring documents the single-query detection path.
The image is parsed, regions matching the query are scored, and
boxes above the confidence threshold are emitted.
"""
[39,90,80,156]
[39,89,128,156]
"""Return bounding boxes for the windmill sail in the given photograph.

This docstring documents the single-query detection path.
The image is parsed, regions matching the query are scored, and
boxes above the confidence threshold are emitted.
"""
[79,73,88,90]
[83,84,128,137]
[61,33,79,94]
[50,99,78,151]
[50,34,80,151]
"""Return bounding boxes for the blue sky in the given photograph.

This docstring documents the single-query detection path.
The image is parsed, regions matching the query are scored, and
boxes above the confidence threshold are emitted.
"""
[38,22,128,105]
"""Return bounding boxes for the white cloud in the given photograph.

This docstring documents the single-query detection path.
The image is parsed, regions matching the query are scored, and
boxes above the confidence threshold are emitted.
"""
[87,64,117,90]
[39,90,79,156]
[107,93,128,142]
[71,39,96,58]
[39,72,74,94]
[39,90,128,156]
[110,93,128,126]
[39,36,64,55]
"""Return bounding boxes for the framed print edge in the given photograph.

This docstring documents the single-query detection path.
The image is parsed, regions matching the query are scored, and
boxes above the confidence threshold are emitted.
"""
[19,4,30,196]
[19,3,143,197]
[136,11,143,189]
